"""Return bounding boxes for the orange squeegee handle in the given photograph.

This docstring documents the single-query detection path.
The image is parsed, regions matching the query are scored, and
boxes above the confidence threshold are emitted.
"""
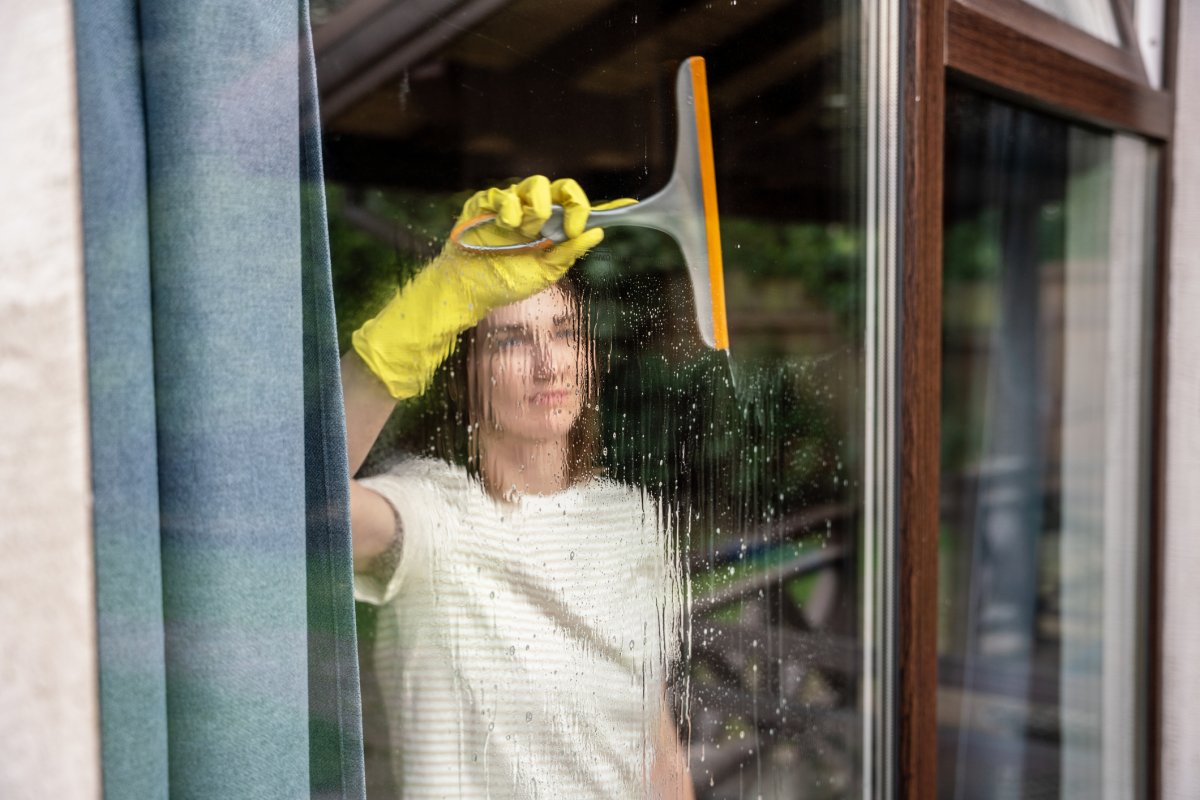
[687,56,729,352]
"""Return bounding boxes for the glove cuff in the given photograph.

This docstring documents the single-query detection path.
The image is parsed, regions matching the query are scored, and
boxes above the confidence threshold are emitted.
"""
[351,324,425,400]
[351,261,480,400]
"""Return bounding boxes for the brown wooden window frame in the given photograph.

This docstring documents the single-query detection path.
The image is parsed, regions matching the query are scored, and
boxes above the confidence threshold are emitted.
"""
[898,0,1179,797]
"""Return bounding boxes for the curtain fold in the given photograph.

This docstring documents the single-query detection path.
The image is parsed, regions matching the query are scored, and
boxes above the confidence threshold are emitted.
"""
[76,2,364,797]
[75,1,169,796]
[300,2,366,795]
[947,100,1059,800]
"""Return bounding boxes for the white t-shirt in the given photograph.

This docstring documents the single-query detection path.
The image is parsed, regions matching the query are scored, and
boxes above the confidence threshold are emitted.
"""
[354,458,683,799]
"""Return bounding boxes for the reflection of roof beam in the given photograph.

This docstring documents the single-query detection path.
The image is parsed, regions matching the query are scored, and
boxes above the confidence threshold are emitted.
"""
[699,502,851,568]
[329,86,430,137]
[711,17,840,109]
[512,0,702,83]
[575,0,791,95]
[318,0,514,122]
[341,202,438,261]
[313,0,393,54]
[442,0,623,71]
[693,546,848,615]
[317,0,459,92]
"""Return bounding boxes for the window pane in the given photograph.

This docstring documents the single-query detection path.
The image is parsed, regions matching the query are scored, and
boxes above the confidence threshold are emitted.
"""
[1135,0,1167,87]
[939,86,1157,799]
[1021,0,1122,45]
[318,1,899,796]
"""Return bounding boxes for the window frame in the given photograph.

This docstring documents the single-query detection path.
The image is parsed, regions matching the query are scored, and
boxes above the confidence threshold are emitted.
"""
[897,0,1179,797]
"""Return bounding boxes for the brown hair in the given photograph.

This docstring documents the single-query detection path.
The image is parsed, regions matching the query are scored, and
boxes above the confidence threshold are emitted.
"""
[410,275,601,490]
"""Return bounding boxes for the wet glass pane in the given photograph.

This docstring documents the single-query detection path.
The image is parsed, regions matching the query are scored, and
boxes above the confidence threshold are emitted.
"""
[1134,0,1167,87]
[1022,0,1121,45]
[939,87,1157,799]
[319,1,896,796]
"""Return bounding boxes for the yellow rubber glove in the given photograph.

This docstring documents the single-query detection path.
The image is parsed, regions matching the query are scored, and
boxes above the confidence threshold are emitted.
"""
[352,175,635,399]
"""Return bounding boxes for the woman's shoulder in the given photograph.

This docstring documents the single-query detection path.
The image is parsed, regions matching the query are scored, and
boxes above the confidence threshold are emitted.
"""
[579,473,637,498]
[361,455,473,498]
[572,476,660,520]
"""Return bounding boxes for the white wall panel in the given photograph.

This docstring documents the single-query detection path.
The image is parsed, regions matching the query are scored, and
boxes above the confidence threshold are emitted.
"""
[1162,1,1200,796]
[0,1,100,798]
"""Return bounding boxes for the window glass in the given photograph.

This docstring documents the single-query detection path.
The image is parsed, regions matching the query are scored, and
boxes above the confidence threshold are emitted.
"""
[939,86,1157,799]
[317,1,896,795]
[1021,0,1121,45]
[1135,0,1167,87]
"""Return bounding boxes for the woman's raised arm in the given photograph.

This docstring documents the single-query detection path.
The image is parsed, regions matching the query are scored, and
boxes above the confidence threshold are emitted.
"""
[341,349,401,571]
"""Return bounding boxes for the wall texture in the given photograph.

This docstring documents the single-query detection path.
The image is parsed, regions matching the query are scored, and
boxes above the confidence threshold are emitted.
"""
[1162,1,1200,796]
[0,1,101,798]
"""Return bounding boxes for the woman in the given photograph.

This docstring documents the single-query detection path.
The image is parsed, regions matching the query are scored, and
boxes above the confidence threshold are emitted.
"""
[342,176,693,798]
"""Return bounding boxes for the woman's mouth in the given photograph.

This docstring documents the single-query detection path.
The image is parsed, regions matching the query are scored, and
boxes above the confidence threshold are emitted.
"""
[529,389,572,406]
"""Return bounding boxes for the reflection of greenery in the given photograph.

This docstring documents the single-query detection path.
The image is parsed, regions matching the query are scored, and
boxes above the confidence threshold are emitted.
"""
[328,185,464,352]
[940,198,1067,475]
[941,213,1004,474]
[944,211,1002,283]
[588,219,862,335]
[595,326,845,548]
[722,218,861,331]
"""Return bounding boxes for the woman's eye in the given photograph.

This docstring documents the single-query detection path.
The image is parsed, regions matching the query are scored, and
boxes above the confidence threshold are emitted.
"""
[493,332,537,352]
[555,328,577,341]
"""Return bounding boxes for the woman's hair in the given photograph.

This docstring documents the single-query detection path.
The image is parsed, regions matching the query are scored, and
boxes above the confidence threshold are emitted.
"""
[393,274,601,487]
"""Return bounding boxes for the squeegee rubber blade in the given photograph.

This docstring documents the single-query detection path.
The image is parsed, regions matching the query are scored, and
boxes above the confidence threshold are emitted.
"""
[686,57,729,352]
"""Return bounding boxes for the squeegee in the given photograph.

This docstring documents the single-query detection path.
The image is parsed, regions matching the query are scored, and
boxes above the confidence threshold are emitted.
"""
[451,56,730,352]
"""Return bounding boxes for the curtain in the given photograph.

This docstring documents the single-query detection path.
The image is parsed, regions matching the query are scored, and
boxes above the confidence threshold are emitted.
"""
[1059,131,1155,800]
[944,90,1156,800]
[75,1,364,797]
[945,98,1061,800]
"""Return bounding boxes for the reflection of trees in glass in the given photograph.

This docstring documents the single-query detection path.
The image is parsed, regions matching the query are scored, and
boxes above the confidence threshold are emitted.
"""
[941,202,1065,476]
[328,184,456,352]
[941,211,1005,478]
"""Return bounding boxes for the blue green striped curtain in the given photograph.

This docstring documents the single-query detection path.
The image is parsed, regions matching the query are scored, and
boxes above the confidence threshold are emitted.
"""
[74,1,364,797]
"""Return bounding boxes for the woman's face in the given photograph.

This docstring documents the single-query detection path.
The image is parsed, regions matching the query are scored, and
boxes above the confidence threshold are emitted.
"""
[471,286,585,443]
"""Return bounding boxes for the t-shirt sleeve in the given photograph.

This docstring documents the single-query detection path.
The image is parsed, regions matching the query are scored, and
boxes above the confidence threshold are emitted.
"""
[352,458,460,605]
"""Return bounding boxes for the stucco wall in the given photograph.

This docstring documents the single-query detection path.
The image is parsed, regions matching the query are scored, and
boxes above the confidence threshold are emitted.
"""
[0,2,101,798]
[1162,2,1200,797]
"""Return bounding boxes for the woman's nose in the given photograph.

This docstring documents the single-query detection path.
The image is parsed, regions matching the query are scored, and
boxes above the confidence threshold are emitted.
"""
[531,340,559,379]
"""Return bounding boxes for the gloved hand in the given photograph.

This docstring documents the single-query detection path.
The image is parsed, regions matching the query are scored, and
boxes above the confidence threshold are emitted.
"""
[352,175,635,400]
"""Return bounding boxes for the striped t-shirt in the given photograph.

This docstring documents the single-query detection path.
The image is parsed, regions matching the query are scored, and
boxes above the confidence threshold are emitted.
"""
[354,458,683,799]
